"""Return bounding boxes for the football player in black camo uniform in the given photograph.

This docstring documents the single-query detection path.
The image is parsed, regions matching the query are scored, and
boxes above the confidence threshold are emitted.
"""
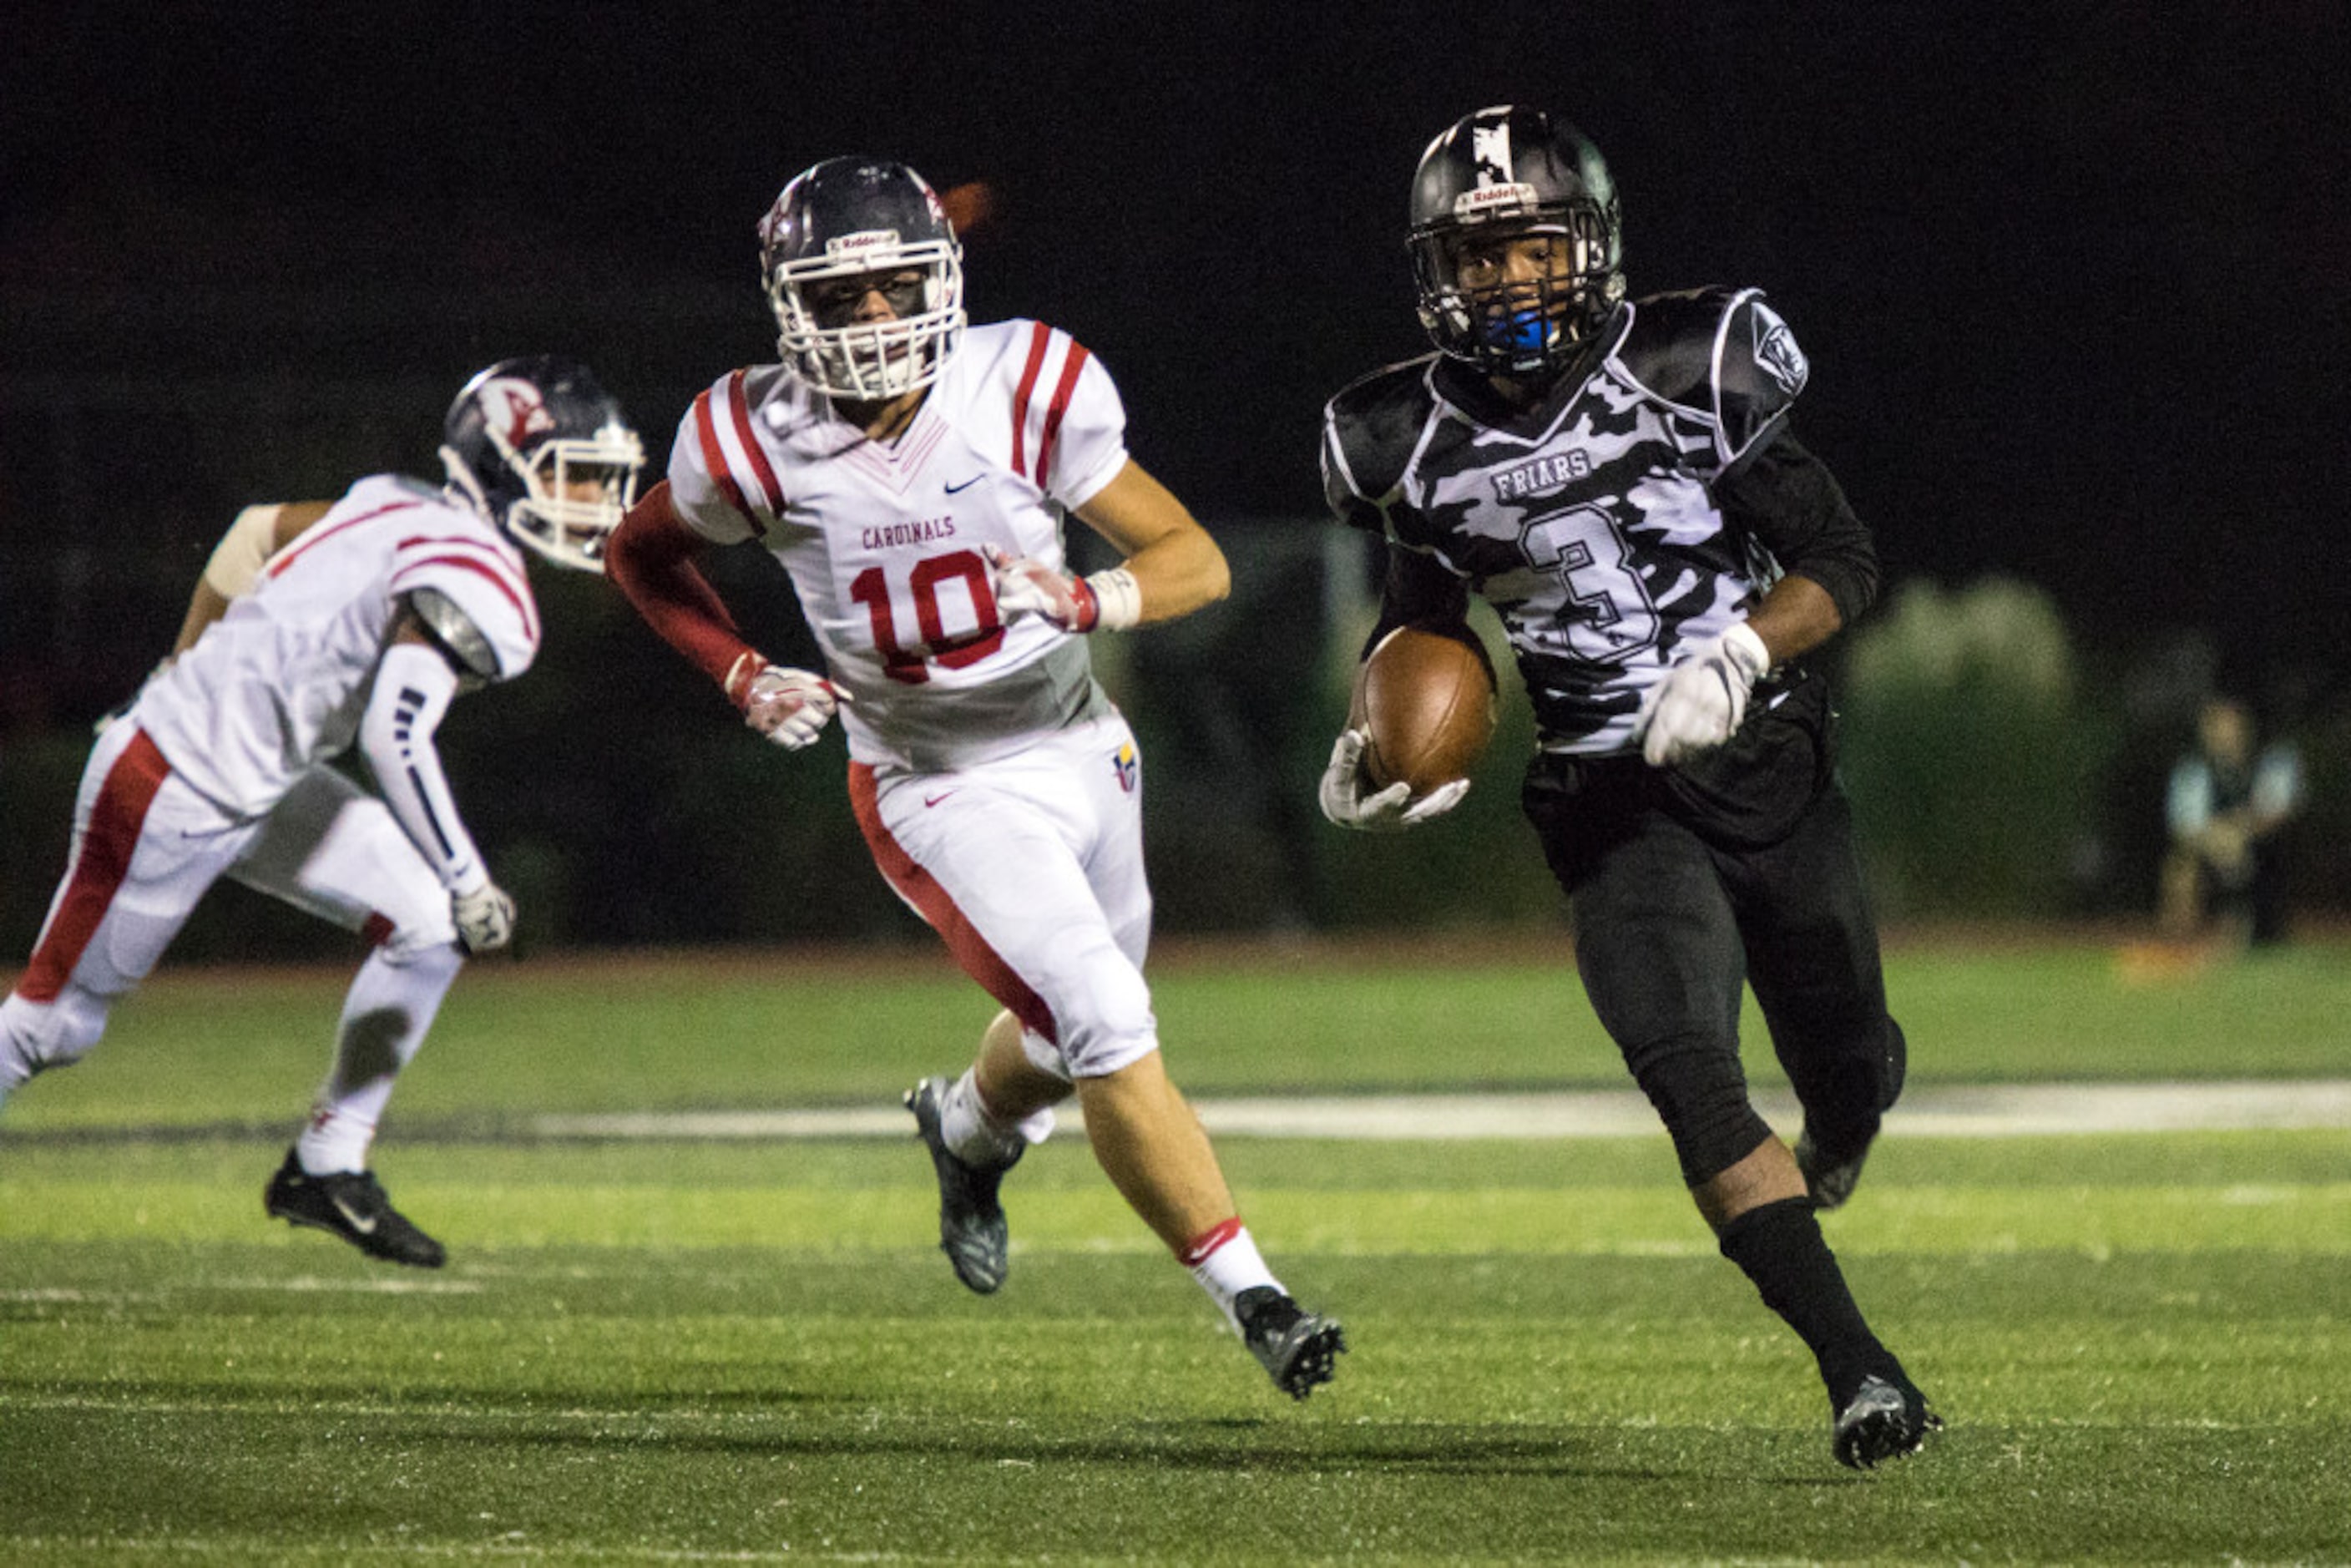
[1317,104,1939,1469]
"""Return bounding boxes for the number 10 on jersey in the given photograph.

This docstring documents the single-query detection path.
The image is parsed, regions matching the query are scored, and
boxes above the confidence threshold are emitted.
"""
[849,549,1004,684]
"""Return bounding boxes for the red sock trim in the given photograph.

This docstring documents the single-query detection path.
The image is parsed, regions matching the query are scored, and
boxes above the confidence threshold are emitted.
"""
[1178,1216,1244,1268]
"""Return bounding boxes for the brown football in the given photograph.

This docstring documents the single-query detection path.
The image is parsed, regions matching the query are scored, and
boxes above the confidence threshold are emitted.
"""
[1348,624,1499,794]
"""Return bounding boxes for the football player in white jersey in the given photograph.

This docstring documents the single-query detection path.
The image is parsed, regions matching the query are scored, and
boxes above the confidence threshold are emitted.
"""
[607,157,1344,1399]
[0,357,644,1268]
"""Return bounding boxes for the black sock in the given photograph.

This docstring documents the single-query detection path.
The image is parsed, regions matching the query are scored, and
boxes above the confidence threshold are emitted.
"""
[1716,1196,1888,1406]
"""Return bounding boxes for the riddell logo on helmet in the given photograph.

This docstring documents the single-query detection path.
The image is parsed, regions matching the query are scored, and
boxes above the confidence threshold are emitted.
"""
[1454,182,1540,219]
[825,230,901,259]
[481,380,554,452]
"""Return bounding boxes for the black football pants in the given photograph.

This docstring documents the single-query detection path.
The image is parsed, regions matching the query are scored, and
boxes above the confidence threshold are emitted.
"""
[1526,765,1904,1187]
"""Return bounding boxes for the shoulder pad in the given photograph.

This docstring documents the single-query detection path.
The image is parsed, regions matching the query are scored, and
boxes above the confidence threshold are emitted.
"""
[405,586,502,682]
[1610,287,1746,410]
[1615,287,1807,469]
[1322,355,1440,508]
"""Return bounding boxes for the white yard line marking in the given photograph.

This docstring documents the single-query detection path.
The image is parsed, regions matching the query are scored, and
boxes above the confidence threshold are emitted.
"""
[529,1080,2351,1142]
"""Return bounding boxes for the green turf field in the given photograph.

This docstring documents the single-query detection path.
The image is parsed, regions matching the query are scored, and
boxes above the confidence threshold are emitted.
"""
[4,938,2348,1564]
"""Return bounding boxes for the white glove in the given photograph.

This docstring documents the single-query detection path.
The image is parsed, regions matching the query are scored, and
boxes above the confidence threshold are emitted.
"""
[1317,729,1470,832]
[1637,621,1771,767]
[736,664,850,750]
[984,544,1140,632]
[453,881,516,955]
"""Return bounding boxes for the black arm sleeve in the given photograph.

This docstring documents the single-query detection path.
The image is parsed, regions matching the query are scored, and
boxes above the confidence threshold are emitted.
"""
[1713,425,1880,628]
[1363,544,1493,686]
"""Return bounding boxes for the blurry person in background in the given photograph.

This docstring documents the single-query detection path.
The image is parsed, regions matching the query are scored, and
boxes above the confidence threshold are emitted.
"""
[2161,695,2304,946]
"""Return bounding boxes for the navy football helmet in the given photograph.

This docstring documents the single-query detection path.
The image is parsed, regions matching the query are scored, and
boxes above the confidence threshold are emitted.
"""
[439,356,644,572]
[758,157,967,400]
[1408,106,1625,377]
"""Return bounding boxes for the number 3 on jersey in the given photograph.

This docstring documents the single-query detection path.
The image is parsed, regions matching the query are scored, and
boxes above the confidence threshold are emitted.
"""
[849,549,1004,684]
[1516,503,1659,664]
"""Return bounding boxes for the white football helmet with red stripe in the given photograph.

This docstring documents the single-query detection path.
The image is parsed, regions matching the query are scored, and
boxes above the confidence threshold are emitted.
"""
[758,158,967,402]
[439,356,645,573]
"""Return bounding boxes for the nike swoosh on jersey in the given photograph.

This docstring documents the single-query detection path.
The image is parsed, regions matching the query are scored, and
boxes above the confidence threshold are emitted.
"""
[923,792,958,807]
[944,474,984,493]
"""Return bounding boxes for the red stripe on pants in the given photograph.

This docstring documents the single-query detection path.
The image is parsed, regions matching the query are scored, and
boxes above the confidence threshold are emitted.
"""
[16,730,172,1003]
[847,762,1058,1044]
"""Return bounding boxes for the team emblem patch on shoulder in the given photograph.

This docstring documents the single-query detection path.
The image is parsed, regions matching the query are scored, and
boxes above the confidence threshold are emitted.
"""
[1751,302,1809,396]
[1113,742,1139,794]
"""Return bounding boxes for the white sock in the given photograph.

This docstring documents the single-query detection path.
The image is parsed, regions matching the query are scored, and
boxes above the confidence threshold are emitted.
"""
[296,1102,377,1176]
[0,1005,36,1095]
[296,943,462,1175]
[1181,1219,1281,1330]
[941,1067,1045,1167]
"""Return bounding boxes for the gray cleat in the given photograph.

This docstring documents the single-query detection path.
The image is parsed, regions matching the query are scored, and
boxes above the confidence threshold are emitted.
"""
[1234,1285,1347,1401]
[1833,1372,1942,1470]
[905,1076,1019,1294]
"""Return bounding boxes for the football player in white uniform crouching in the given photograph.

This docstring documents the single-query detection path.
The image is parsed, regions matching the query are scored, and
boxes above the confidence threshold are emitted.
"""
[0,357,644,1267]
[608,157,1344,1399]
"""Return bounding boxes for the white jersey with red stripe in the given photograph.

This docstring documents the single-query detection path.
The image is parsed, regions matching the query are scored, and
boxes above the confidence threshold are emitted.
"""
[134,474,539,817]
[665,319,1130,771]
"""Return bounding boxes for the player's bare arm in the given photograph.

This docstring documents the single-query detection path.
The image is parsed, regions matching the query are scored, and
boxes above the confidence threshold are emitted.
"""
[171,501,335,655]
[1742,572,1843,666]
[1069,459,1231,625]
[990,459,1231,635]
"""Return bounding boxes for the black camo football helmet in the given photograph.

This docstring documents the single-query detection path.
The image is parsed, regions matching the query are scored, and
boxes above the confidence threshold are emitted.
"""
[439,356,645,573]
[758,157,967,400]
[1409,105,1625,378]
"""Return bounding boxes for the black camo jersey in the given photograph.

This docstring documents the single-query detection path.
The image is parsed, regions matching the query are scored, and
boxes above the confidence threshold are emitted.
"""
[1322,286,1878,756]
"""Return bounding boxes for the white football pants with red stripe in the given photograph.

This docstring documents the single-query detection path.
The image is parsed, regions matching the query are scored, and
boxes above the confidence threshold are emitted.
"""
[1,720,462,1090]
[851,712,1155,1080]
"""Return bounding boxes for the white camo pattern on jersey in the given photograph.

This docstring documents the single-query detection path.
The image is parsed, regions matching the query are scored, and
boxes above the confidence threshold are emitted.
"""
[665,320,1131,771]
[134,475,538,817]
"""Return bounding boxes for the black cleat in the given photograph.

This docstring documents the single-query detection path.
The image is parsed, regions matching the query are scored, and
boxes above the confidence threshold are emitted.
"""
[905,1076,1019,1295]
[1833,1372,1942,1470]
[1796,1125,1875,1211]
[1234,1285,1346,1401]
[263,1149,446,1268]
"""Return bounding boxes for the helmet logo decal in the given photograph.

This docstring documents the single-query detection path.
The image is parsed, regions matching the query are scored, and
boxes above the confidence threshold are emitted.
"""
[1751,305,1810,396]
[480,378,555,453]
[1459,121,1538,220]
[1472,121,1514,186]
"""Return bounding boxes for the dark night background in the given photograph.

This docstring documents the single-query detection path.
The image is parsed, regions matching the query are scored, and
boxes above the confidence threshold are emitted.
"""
[3,3,2345,942]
